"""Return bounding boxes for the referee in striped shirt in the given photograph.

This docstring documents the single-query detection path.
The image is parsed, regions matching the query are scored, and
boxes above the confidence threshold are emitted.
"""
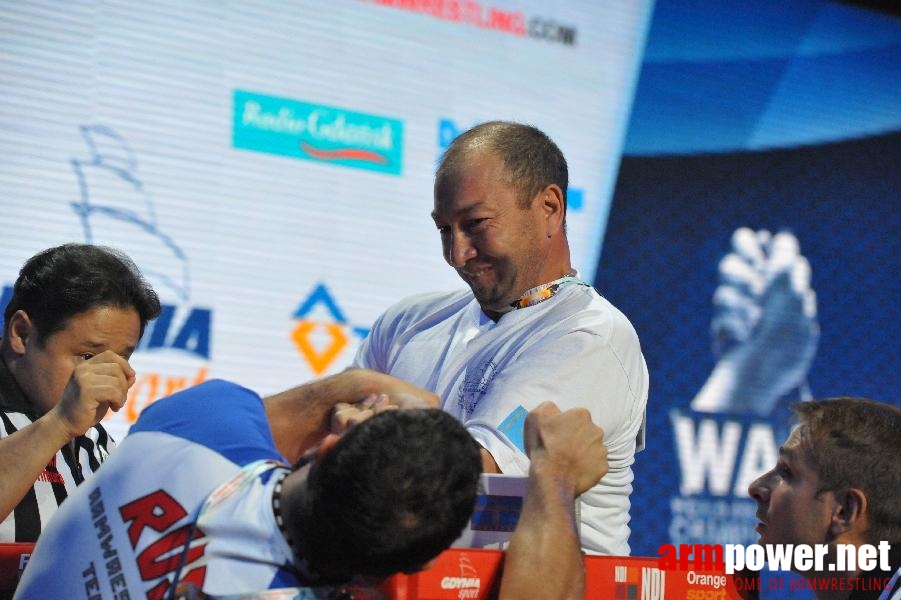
[0,244,160,542]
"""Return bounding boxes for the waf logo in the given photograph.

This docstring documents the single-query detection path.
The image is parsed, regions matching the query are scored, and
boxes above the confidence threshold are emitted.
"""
[440,554,481,599]
[291,284,369,375]
[234,90,403,175]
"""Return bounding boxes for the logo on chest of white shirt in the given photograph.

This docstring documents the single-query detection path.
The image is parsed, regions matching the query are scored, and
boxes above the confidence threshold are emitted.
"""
[457,361,498,416]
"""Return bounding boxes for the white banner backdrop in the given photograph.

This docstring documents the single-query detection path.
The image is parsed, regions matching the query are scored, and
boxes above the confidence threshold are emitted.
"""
[1,0,653,438]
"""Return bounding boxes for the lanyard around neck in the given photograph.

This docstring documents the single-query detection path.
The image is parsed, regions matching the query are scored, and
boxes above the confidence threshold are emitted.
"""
[509,272,590,311]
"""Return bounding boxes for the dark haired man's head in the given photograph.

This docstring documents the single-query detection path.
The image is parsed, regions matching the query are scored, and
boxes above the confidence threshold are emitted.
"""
[1,244,160,414]
[3,243,161,343]
[287,409,482,583]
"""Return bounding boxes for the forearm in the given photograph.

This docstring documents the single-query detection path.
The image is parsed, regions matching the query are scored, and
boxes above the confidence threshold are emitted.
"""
[499,462,584,600]
[264,368,439,462]
[0,414,72,521]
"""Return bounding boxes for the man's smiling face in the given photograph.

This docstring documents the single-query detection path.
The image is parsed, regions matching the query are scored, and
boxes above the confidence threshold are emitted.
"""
[432,150,550,319]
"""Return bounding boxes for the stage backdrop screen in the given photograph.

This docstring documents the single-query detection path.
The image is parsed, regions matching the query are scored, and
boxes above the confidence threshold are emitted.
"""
[1,0,653,438]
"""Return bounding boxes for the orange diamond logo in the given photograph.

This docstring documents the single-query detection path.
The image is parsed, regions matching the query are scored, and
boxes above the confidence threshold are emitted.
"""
[291,321,348,375]
[291,283,368,376]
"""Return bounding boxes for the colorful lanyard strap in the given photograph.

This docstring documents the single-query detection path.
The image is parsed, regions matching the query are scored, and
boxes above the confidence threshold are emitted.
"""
[509,272,591,311]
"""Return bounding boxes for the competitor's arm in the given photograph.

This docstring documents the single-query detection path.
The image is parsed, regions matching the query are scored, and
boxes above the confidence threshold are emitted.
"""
[499,403,607,600]
[264,368,439,463]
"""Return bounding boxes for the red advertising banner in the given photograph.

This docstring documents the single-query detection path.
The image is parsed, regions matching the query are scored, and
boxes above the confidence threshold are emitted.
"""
[1,543,757,599]
[381,549,756,600]
[0,543,32,599]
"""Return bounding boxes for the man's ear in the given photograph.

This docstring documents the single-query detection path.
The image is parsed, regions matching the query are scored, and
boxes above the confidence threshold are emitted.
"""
[6,310,33,355]
[537,184,565,237]
[828,487,868,537]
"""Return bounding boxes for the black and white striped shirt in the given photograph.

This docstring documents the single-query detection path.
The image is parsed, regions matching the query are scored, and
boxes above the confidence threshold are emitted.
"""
[0,357,114,542]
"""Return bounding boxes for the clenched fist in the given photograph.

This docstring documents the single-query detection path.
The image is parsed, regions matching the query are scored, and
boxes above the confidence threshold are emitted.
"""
[52,350,135,439]
[524,402,607,496]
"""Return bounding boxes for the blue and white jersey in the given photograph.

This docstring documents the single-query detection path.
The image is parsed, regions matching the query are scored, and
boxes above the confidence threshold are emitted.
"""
[15,379,300,599]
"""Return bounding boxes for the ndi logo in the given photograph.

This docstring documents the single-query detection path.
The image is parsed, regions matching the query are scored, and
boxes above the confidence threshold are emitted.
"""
[642,567,666,599]
[614,565,667,600]
[234,90,403,175]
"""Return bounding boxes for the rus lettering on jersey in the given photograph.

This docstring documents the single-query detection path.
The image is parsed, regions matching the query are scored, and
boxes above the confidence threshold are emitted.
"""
[120,489,189,546]
[119,490,207,597]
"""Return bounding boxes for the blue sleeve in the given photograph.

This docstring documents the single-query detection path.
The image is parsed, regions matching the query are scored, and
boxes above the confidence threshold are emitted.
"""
[129,379,284,466]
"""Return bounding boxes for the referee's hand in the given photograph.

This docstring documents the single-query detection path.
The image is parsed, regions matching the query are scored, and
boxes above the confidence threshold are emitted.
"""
[52,350,134,439]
